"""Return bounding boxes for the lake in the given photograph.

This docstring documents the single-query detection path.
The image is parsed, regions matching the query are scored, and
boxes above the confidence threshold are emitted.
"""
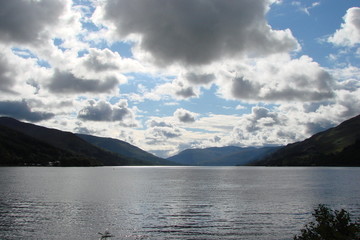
[0,167,359,239]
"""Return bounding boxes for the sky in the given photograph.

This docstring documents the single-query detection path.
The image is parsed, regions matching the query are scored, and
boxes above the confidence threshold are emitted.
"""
[0,0,359,158]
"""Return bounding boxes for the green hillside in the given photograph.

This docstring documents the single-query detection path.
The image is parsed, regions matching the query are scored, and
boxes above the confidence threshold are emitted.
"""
[0,117,150,166]
[252,114,360,166]
[0,125,100,166]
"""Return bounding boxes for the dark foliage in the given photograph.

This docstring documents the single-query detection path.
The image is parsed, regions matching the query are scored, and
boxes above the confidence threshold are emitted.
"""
[294,204,360,240]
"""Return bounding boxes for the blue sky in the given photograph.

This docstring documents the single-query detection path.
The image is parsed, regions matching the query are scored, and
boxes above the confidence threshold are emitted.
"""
[0,0,359,157]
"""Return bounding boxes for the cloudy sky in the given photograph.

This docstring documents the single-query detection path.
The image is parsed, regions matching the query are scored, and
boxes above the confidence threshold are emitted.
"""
[0,0,359,157]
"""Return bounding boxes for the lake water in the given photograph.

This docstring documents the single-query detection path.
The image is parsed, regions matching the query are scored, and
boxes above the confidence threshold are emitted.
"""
[0,167,359,240]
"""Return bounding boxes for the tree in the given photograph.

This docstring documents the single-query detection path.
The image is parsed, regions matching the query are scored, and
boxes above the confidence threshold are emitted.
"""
[294,204,360,240]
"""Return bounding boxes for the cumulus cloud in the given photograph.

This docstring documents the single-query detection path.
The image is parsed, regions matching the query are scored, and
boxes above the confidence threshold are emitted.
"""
[328,7,360,47]
[219,55,335,102]
[78,100,136,125]
[135,79,199,101]
[80,48,143,74]
[0,0,65,45]
[174,108,197,123]
[230,106,300,147]
[83,48,120,72]
[0,99,54,122]
[185,72,216,85]
[97,0,298,66]
[145,119,183,145]
[0,55,16,93]
[47,69,119,94]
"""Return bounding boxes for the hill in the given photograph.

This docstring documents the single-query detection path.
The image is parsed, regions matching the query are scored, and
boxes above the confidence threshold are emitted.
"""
[167,146,279,166]
[252,114,360,166]
[77,134,177,165]
[0,124,100,166]
[0,117,150,166]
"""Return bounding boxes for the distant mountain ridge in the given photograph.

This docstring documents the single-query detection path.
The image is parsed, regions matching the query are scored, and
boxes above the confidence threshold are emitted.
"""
[252,114,360,166]
[1,114,359,167]
[167,146,279,166]
[77,134,177,166]
[0,117,170,166]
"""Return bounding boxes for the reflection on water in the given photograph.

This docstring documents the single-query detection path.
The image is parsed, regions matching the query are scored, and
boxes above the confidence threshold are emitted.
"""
[0,167,360,239]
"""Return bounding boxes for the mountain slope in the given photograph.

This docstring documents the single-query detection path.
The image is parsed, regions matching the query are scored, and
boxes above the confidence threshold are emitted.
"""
[167,146,279,166]
[77,134,177,165]
[0,117,150,166]
[208,147,280,166]
[0,125,100,166]
[252,114,360,166]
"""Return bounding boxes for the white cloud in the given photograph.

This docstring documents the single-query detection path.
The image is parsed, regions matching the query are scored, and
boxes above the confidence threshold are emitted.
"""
[217,54,335,103]
[328,7,360,47]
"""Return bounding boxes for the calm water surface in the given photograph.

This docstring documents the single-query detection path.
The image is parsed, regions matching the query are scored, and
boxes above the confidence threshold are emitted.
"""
[0,167,359,240]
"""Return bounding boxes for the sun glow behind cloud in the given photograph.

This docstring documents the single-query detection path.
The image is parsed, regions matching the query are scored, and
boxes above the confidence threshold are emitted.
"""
[0,0,359,157]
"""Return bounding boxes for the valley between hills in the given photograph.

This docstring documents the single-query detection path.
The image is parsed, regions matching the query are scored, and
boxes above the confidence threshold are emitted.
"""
[0,114,359,167]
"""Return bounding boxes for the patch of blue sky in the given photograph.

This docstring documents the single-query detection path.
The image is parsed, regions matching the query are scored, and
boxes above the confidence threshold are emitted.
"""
[77,49,89,57]
[78,34,133,59]
[11,47,51,68]
[72,0,95,17]
[267,0,358,67]
[124,72,171,89]
[182,85,253,116]
[110,41,134,58]
[53,38,68,52]
[81,20,102,32]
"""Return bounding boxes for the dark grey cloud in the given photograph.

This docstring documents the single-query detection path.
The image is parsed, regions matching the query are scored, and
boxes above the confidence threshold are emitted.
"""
[0,99,54,122]
[0,0,64,44]
[232,76,259,99]
[151,127,182,139]
[102,0,297,66]
[174,108,196,123]
[175,86,196,98]
[47,70,119,94]
[78,100,133,122]
[185,73,215,85]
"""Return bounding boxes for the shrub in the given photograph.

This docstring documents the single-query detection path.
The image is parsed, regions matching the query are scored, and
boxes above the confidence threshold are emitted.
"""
[294,204,360,240]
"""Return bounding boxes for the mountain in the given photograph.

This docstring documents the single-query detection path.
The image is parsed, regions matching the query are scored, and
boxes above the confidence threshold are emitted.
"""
[0,117,150,166]
[167,146,279,166]
[77,134,177,166]
[252,114,360,166]
[0,124,100,166]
